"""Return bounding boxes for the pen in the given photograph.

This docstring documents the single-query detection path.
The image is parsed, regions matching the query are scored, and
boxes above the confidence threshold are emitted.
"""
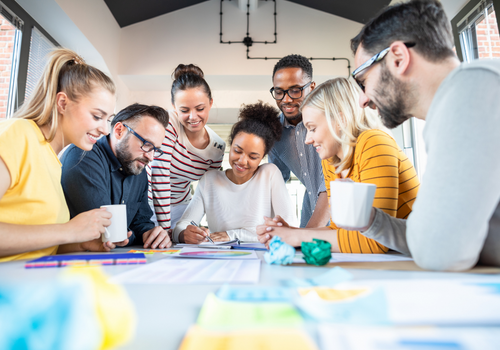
[190,221,214,244]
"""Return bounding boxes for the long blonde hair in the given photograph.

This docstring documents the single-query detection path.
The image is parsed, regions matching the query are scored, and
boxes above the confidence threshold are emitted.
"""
[14,48,116,142]
[301,77,388,173]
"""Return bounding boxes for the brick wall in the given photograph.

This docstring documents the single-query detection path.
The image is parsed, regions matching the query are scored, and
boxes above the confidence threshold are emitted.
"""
[0,17,15,121]
[476,10,500,59]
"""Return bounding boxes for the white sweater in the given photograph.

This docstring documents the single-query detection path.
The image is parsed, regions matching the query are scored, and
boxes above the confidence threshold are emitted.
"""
[173,163,298,242]
[362,60,500,271]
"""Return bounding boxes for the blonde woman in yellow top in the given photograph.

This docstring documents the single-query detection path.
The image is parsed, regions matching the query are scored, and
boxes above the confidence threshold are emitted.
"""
[257,77,420,253]
[0,48,129,262]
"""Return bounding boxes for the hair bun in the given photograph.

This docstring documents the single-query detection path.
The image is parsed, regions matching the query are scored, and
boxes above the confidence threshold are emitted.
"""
[173,64,204,80]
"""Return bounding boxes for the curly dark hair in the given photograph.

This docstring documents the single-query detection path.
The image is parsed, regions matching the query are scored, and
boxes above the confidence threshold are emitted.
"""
[171,63,212,105]
[228,101,282,156]
[272,54,312,80]
[351,0,454,62]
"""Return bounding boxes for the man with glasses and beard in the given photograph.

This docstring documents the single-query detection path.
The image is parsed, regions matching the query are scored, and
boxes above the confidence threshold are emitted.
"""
[349,0,500,271]
[61,104,172,250]
[267,54,329,228]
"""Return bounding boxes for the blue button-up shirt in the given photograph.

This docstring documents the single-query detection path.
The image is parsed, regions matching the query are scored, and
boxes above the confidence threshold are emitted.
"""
[61,136,154,245]
[268,113,326,227]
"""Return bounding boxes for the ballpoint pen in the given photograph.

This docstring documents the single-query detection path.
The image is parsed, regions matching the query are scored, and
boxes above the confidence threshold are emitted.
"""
[190,221,214,244]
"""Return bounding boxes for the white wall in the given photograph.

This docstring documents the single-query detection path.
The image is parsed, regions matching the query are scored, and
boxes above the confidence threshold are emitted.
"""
[117,0,363,117]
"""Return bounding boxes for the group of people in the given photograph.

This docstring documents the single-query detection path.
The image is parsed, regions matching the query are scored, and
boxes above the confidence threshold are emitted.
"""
[0,0,498,271]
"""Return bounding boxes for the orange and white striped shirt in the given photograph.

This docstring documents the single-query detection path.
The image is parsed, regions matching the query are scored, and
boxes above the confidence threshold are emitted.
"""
[323,129,420,253]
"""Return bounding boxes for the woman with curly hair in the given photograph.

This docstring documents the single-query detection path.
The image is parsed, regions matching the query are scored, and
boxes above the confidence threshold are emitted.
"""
[173,101,298,243]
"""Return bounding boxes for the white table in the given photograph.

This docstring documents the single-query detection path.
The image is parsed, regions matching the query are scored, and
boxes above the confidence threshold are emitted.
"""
[1,249,499,350]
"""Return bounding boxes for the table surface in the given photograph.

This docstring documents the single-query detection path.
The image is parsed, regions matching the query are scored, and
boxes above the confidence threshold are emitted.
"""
[2,248,499,350]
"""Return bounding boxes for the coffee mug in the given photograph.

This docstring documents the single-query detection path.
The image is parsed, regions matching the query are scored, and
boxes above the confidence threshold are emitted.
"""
[330,181,376,228]
[100,204,128,243]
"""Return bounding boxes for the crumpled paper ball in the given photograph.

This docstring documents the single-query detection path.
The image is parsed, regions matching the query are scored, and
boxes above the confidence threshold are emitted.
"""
[264,236,296,265]
[301,239,332,266]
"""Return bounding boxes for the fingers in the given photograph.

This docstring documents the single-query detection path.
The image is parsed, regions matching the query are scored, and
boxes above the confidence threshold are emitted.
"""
[115,238,130,247]
[258,232,272,244]
[143,227,162,248]
[184,225,208,244]
[97,207,113,219]
[149,230,172,249]
[274,215,284,226]
[104,241,115,251]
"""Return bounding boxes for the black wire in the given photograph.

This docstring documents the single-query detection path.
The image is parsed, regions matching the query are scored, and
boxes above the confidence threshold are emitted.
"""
[220,0,351,76]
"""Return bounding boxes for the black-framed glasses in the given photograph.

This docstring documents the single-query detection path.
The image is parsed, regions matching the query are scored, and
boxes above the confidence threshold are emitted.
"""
[123,123,164,157]
[352,42,416,92]
[270,81,312,100]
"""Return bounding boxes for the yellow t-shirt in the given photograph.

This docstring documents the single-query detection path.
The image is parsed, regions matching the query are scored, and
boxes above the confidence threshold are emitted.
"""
[323,129,420,254]
[0,119,69,261]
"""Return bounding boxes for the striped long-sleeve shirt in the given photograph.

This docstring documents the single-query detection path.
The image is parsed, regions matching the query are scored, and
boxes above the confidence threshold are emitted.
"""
[148,111,225,229]
[323,129,420,254]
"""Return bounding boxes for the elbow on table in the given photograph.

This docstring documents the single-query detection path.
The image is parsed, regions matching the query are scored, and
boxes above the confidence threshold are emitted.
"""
[412,252,477,272]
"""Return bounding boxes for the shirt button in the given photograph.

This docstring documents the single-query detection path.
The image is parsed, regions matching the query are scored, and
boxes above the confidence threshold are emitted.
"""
[296,131,299,135]
[304,173,307,176]
[122,200,125,203]
[300,153,303,156]
[309,191,311,195]
[120,168,123,171]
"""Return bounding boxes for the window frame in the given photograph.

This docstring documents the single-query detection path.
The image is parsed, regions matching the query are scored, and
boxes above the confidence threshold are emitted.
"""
[451,0,500,62]
[1,0,58,107]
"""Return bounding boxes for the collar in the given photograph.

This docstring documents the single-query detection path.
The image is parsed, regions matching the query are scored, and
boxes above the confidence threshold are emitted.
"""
[98,136,123,173]
[280,112,303,129]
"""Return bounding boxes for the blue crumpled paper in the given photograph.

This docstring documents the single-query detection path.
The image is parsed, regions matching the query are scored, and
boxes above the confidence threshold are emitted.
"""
[264,236,296,265]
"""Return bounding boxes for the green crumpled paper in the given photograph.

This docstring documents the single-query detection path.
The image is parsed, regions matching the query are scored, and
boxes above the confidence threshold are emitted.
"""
[301,239,332,266]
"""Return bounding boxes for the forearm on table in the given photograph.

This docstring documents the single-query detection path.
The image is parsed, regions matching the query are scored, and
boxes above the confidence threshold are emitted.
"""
[362,208,410,255]
[57,242,85,254]
[0,222,72,258]
[305,192,330,228]
[274,226,340,252]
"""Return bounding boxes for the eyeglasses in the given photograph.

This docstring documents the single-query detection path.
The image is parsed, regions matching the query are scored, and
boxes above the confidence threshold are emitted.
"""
[270,81,312,100]
[123,123,164,158]
[352,42,416,92]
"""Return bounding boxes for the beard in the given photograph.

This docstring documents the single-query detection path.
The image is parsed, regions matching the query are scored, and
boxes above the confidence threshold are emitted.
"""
[279,102,302,124]
[115,135,150,176]
[374,65,414,129]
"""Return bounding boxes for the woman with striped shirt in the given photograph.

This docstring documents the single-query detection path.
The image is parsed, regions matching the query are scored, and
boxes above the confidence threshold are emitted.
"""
[257,77,420,254]
[149,64,225,230]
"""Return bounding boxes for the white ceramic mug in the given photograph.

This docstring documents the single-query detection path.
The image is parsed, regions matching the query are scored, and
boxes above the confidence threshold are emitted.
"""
[100,204,128,243]
[330,181,376,228]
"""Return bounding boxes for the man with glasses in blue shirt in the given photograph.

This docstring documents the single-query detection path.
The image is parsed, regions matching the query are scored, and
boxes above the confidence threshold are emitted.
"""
[267,54,329,228]
[61,103,172,250]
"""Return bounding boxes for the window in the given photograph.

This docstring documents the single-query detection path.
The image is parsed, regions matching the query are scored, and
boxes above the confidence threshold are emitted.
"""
[452,0,500,62]
[0,0,58,119]
[0,2,22,120]
[25,27,56,100]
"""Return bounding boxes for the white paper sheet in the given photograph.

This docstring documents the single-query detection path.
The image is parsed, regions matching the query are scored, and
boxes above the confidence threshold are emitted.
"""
[319,324,500,350]
[336,279,500,325]
[111,258,261,284]
[172,247,259,260]
[293,252,412,264]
